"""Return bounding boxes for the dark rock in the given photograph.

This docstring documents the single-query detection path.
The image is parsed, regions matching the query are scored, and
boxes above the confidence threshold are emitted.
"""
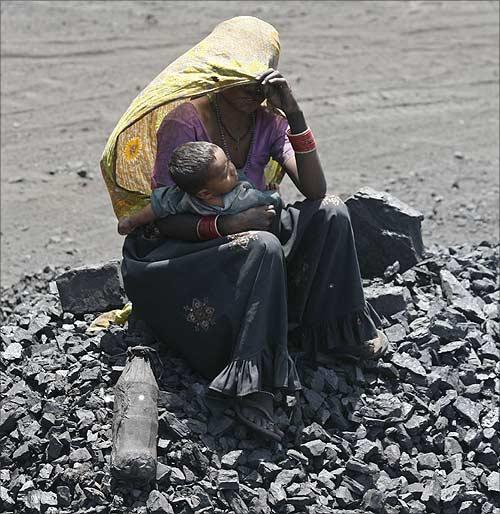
[335,485,355,507]
[68,447,92,463]
[391,352,427,376]
[286,448,308,466]
[384,444,401,467]
[221,450,245,469]
[13,442,31,461]
[159,411,191,439]
[346,457,377,475]
[362,489,384,511]
[1,342,23,361]
[258,461,281,482]
[452,297,486,323]
[454,397,483,425]
[405,414,429,435]
[225,490,249,514]
[0,486,15,510]
[56,486,72,507]
[458,501,477,514]
[480,340,500,360]
[248,488,270,514]
[27,314,51,335]
[421,475,441,505]
[345,188,424,278]
[169,466,186,485]
[444,436,463,456]
[471,278,496,294]
[56,261,127,314]
[439,340,468,354]
[355,439,380,461]
[267,483,286,506]
[441,484,464,504]
[218,469,239,490]
[364,285,411,317]
[146,490,174,514]
[431,319,468,341]
[300,439,326,458]
[274,469,303,489]
[417,453,440,470]
[486,471,500,493]
[385,323,407,343]
[23,490,42,512]
[301,422,332,443]
[440,270,470,302]
[0,408,20,436]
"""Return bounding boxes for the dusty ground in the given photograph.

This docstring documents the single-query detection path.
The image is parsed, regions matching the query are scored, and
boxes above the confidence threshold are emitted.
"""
[1,0,499,288]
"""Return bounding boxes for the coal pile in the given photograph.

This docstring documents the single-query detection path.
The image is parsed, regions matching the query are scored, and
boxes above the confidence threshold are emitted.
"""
[1,241,499,514]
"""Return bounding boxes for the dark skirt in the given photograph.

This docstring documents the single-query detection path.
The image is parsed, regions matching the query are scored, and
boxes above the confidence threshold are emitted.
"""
[121,195,381,398]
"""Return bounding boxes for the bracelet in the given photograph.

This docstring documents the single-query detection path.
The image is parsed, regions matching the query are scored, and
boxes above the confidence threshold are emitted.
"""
[197,215,221,240]
[214,215,222,237]
[287,127,317,154]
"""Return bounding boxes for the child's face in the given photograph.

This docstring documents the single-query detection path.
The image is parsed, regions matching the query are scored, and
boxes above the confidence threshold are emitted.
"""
[203,147,239,197]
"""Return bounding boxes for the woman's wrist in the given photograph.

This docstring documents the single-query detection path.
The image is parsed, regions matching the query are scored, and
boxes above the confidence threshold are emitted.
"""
[285,109,308,134]
[218,213,245,236]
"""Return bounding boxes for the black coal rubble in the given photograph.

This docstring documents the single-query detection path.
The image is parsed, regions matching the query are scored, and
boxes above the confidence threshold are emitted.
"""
[0,241,499,514]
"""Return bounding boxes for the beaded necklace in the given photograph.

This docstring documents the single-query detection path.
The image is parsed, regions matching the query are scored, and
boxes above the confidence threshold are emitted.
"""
[212,94,255,173]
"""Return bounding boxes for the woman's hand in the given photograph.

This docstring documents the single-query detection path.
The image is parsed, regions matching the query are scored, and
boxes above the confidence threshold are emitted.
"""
[256,69,300,114]
[219,205,276,234]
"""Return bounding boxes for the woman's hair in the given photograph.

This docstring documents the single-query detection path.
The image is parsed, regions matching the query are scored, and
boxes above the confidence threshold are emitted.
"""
[169,141,218,194]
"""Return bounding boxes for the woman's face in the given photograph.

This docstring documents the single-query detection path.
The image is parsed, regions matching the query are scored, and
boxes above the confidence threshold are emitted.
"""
[220,84,266,114]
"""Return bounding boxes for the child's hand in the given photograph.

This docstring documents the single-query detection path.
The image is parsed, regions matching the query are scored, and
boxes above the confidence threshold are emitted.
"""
[117,217,135,235]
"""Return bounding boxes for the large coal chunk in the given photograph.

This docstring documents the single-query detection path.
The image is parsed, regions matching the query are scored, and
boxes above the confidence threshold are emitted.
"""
[364,284,411,317]
[345,187,424,278]
[55,260,127,314]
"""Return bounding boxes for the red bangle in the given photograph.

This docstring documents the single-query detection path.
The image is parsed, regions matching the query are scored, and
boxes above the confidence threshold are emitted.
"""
[197,215,222,240]
[287,127,317,154]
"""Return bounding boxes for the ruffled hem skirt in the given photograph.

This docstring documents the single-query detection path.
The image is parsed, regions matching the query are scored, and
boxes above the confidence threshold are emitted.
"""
[121,195,381,399]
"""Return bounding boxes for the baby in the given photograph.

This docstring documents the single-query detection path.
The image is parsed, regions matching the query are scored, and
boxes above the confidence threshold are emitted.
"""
[118,141,281,235]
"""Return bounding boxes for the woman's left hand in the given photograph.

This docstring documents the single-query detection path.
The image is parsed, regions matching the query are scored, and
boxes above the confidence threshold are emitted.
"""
[256,69,300,114]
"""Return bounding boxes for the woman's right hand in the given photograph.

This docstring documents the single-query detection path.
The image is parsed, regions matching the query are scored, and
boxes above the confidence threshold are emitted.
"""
[240,205,276,231]
[221,205,276,234]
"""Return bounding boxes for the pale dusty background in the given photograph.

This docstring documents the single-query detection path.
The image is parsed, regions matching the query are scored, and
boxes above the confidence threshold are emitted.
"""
[1,0,499,287]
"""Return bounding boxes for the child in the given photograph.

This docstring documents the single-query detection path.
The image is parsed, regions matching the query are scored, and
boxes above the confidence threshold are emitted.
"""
[118,141,281,236]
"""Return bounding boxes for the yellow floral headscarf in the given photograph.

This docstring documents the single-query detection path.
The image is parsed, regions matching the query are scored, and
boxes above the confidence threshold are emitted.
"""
[100,16,284,219]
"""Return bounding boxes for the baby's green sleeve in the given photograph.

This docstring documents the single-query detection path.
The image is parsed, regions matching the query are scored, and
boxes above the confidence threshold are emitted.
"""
[150,186,186,218]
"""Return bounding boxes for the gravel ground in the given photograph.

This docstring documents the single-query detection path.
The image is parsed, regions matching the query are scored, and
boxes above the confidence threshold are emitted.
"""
[1,240,498,513]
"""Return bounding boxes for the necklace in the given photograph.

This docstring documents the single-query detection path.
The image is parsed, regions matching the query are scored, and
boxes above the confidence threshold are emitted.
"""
[213,94,255,171]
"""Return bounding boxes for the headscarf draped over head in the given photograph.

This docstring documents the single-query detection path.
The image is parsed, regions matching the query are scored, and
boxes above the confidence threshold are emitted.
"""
[100,16,283,219]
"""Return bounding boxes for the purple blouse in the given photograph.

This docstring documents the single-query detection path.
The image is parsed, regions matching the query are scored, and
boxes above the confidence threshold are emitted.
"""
[151,102,294,191]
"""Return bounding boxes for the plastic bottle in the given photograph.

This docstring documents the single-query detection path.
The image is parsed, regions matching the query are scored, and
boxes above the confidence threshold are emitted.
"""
[111,346,159,484]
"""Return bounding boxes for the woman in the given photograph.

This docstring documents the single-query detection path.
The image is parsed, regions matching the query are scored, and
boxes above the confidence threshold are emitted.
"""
[101,17,386,441]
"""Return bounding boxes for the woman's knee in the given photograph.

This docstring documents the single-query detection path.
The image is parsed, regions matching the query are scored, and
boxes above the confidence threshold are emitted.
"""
[246,230,283,256]
[316,195,351,229]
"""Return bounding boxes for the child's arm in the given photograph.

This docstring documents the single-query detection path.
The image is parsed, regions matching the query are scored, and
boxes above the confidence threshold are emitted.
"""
[117,204,157,235]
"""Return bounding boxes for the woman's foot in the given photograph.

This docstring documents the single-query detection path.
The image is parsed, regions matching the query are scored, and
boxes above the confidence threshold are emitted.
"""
[316,329,389,365]
[236,392,284,442]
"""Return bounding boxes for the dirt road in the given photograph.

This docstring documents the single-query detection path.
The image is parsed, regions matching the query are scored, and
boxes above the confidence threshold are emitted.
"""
[1,0,498,287]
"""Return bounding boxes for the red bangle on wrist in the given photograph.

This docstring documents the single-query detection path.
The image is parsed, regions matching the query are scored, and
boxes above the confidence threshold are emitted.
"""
[197,215,222,240]
[287,127,317,154]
